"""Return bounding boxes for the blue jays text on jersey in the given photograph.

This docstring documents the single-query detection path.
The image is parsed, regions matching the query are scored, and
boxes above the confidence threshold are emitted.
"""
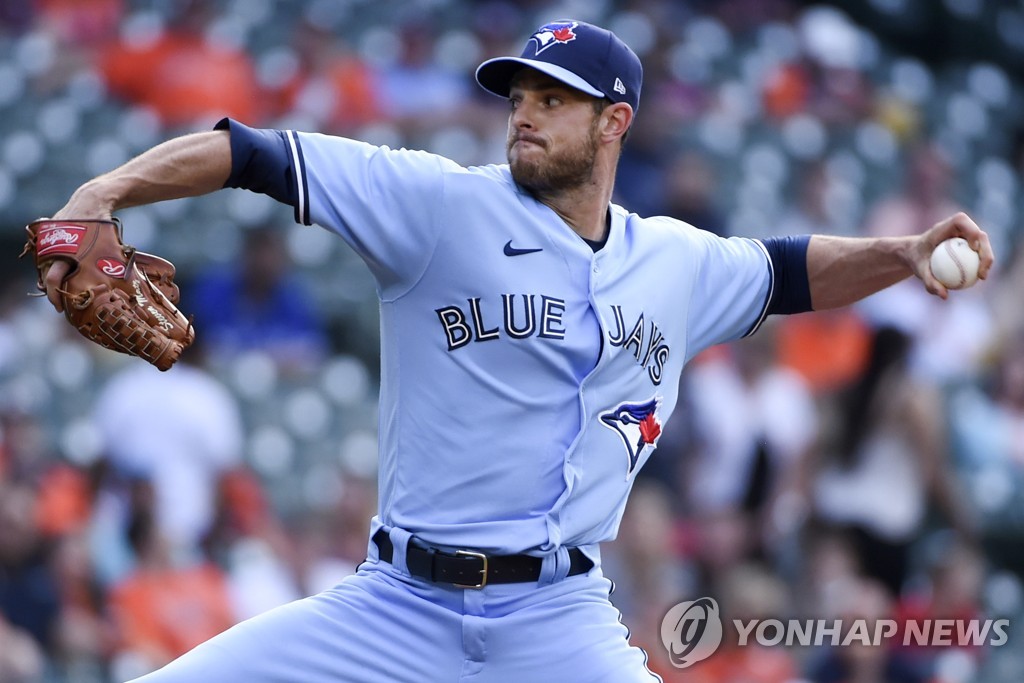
[436,296,671,386]
[216,117,810,560]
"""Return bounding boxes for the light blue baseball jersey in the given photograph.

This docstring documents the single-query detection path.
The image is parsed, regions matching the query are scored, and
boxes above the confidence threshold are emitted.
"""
[219,119,779,558]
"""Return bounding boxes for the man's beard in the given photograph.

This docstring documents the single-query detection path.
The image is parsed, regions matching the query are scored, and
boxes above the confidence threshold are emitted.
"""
[508,125,599,195]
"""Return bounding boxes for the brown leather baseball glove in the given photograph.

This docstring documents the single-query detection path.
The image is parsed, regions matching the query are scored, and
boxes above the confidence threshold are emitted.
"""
[22,218,195,371]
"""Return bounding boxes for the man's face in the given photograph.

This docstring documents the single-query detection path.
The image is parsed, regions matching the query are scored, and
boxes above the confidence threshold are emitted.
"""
[506,69,603,194]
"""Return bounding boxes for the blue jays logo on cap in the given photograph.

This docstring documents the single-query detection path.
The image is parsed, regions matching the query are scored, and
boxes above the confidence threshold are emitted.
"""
[475,19,643,114]
[530,21,578,54]
[600,396,663,478]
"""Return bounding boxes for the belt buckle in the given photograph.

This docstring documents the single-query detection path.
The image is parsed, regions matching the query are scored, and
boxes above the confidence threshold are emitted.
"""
[453,549,488,589]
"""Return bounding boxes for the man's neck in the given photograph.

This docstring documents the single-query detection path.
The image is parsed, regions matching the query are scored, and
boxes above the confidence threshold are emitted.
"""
[535,174,615,243]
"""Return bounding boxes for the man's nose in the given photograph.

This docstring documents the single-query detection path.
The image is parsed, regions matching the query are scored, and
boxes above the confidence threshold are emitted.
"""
[510,101,535,129]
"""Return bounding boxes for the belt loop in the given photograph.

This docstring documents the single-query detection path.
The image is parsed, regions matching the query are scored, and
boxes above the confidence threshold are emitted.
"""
[387,527,414,577]
[538,546,571,586]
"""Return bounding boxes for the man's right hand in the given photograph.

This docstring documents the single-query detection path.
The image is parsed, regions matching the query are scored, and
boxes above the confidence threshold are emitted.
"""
[39,188,115,312]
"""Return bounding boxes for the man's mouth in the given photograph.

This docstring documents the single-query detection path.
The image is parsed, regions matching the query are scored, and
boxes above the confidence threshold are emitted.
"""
[513,135,545,149]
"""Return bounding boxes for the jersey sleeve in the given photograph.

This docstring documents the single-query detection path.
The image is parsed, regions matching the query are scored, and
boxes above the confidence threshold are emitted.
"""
[685,231,774,358]
[217,118,456,298]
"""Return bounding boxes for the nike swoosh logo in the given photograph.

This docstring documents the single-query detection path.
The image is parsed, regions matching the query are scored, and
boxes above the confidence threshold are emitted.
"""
[503,240,543,257]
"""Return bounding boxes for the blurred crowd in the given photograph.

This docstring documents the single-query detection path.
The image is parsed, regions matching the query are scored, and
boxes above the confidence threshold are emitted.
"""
[1,0,1024,682]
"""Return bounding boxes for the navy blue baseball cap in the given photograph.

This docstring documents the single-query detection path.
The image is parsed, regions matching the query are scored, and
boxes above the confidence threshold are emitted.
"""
[476,20,643,113]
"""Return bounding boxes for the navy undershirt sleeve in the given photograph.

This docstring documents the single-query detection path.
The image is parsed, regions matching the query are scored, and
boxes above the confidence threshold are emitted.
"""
[214,118,303,221]
[761,235,813,314]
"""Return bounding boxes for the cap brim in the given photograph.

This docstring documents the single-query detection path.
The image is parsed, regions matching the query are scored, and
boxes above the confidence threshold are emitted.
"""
[475,57,604,100]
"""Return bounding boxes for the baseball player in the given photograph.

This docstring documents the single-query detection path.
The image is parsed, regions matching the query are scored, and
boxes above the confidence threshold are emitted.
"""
[41,19,992,683]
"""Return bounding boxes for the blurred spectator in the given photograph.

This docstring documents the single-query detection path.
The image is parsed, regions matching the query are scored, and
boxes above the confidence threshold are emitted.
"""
[950,331,1024,471]
[678,321,818,576]
[659,563,798,683]
[49,530,112,682]
[0,0,123,95]
[106,487,234,678]
[712,0,795,35]
[808,577,929,683]
[810,326,975,596]
[269,20,381,134]
[99,1,262,128]
[761,3,880,126]
[775,308,872,397]
[36,0,123,46]
[91,355,245,568]
[794,526,863,620]
[781,161,852,237]
[773,159,875,394]
[894,537,987,677]
[0,482,61,658]
[0,405,107,680]
[990,242,1024,342]
[0,614,45,683]
[762,60,812,120]
[795,6,876,127]
[187,225,330,375]
[34,458,93,539]
[866,143,959,241]
[289,473,378,596]
[604,482,695,658]
[858,142,996,383]
[613,114,677,219]
[376,20,473,134]
[0,409,56,486]
[202,467,303,621]
[946,331,1024,569]
[0,0,34,35]
[663,150,726,236]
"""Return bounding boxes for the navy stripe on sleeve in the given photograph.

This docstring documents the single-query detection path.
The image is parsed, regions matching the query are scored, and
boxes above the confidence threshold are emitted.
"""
[761,235,812,315]
[743,239,775,337]
[214,118,310,225]
[285,130,311,226]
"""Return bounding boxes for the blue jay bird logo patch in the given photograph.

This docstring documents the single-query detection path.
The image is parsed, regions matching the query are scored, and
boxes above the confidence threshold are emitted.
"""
[530,21,578,54]
[600,397,663,478]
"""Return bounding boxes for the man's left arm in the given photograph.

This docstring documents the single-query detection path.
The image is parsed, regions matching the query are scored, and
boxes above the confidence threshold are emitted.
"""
[806,212,995,310]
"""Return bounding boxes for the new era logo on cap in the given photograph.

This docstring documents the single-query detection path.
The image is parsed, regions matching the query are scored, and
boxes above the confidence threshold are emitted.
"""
[475,20,643,114]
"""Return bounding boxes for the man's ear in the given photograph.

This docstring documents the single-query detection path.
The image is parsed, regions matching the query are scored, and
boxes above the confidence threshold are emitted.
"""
[601,103,633,143]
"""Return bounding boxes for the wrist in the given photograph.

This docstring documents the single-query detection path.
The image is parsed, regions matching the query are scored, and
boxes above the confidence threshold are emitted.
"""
[903,235,931,277]
[58,178,121,219]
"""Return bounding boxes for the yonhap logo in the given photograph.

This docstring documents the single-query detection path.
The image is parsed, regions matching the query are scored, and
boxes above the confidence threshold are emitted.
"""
[658,595,1010,668]
[660,597,723,668]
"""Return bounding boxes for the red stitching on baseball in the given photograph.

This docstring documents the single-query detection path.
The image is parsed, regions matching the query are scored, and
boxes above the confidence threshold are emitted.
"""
[945,240,966,287]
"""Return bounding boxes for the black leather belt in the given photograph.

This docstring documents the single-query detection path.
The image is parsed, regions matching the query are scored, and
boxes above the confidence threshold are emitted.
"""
[372,529,592,589]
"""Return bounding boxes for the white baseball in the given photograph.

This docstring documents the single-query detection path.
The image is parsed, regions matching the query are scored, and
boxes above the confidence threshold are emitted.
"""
[929,237,980,290]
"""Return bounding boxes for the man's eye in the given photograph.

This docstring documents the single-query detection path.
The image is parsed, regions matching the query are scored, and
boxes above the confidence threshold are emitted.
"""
[544,96,561,106]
